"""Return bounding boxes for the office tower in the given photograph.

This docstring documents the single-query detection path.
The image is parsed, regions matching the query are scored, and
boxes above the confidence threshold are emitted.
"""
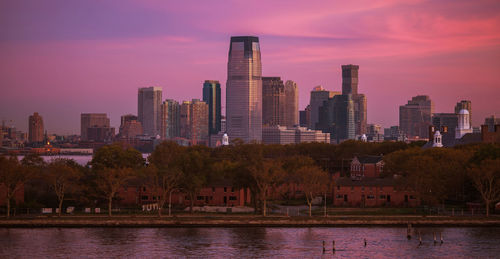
[161,99,180,140]
[28,112,44,143]
[262,77,285,126]
[138,87,162,137]
[80,113,110,141]
[203,80,221,135]
[299,105,311,127]
[455,100,472,124]
[342,65,367,136]
[180,99,209,145]
[87,126,115,142]
[399,95,434,139]
[284,80,299,127]
[226,36,262,142]
[317,94,355,143]
[309,86,339,129]
[485,115,500,132]
[119,114,143,139]
[432,113,458,144]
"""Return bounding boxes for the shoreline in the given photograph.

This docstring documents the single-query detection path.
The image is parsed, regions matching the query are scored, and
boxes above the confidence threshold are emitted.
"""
[1,216,500,228]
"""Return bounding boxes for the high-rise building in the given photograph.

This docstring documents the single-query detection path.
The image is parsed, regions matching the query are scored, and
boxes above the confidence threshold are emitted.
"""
[203,80,221,135]
[262,77,285,126]
[455,100,472,125]
[484,115,500,132]
[80,113,110,141]
[180,99,209,145]
[342,65,367,136]
[161,99,180,140]
[299,105,311,128]
[138,87,162,137]
[28,112,44,143]
[226,36,262,142]
[284,80,299,127]
[262,125,330,144]
[309,86,339,130]
[119,114,143,139]
[317,94,355,143]
[399,95,434,139]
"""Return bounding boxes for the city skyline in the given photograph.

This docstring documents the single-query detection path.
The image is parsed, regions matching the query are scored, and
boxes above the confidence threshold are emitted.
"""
[1,0,499,134]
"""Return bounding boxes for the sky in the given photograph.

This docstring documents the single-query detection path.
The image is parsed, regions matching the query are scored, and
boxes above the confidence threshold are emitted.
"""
[1,0,499,135]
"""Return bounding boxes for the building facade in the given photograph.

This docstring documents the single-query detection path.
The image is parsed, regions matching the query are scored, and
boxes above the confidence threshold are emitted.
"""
[399,95,434,139]
[138,87,162,137]
[119,114,143,139]
[316,94,355,143]
[80,113,110,141]
[226,36,262,143]
[262,125,330,145]
[342,65,367,136]
[28,112,44,143]
[161,99,180,140]
[284,80,299,127]
[203,80,221,135]
[262,77,286,126]
[309,86,339,130]
[180,99,209,145]
[455,100,471,124]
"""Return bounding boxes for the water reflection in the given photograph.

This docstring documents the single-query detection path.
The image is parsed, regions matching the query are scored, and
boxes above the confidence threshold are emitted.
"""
[1,227,499,258]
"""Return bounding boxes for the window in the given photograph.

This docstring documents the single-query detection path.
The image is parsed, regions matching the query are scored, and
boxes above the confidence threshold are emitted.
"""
[141,196,148,200]
[143,187,146,192]
[380,195,386,199]
[212,187,215,193]
[336,195,343,199]
[231,187,235,193]
[224,187,227,193]
[197,196,204,201]
[229,196,237,201]
[410,195,416,200]
[367,195,375,199]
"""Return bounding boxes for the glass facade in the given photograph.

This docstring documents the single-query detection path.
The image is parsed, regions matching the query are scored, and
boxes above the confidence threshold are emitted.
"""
[226,36,262,142]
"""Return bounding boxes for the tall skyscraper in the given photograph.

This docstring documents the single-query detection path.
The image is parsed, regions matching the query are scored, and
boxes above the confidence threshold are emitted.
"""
[80,113,110,141]
[299,105,311,128]
[226,36,262,142]
[262,77,285,126]
[28,112,44,143]
[485,115,500,132]
[342,65,367,136]
[317,94,355,143]
[203,80,221,135]
[309,86,339,130]
[455,100,472,125]
[161,99,180,139]
[284,80,299,127]
[180,99,209,145]
[138,87,162,137]
[399,95,434,139]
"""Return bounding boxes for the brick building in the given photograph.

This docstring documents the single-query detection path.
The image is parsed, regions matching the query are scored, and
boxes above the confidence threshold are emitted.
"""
[333,155,419,207]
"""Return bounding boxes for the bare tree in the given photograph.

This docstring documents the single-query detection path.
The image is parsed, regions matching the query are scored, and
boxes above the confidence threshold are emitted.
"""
[297,165,329,217]
[249,159,285,216]
[46,159,82,217]
[0,156,34,218]
[468,159,500,217]
[97,167,135,216]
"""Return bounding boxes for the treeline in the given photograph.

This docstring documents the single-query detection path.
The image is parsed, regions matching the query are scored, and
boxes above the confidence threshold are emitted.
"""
[1,141,499,218]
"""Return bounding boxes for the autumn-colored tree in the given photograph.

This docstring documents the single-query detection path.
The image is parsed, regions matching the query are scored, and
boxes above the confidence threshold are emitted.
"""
[249,159,285,216]
[468,159,500,217]
[91,143,144,216]
[46,158,82,216]
[0,156,35,218]
[179,145,210,213]
[296,165,329,216]
[148,141,184,216]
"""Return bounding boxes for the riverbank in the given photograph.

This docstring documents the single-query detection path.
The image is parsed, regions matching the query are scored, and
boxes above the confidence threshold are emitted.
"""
[1,215,500,228]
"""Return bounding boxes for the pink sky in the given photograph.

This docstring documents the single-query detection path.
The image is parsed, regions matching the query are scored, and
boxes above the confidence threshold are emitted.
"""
[1,0,499,134]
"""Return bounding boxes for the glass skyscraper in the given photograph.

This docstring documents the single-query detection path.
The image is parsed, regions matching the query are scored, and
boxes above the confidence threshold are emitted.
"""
[203,80,221,135]
[226,36,262,142]
[138,87,162,137]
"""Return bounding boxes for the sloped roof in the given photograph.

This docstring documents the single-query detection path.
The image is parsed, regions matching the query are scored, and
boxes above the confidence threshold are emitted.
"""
[355,155,383,164]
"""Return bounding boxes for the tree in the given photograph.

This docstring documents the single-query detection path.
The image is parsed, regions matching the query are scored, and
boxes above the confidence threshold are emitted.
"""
[0,156,34,218]
[179,146,210,213]
[46,159,82,217]
[91,144,144,216]
[296,165,329,216]
[249,159,285,216]
[148,142,184,216]
[468,159,500,217]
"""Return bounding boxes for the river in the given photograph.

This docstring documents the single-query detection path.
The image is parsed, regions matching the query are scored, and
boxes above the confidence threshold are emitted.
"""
[1,227,499,258]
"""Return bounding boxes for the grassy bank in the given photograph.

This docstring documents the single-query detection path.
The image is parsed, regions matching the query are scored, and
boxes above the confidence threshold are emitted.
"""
[1,215,500,228]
